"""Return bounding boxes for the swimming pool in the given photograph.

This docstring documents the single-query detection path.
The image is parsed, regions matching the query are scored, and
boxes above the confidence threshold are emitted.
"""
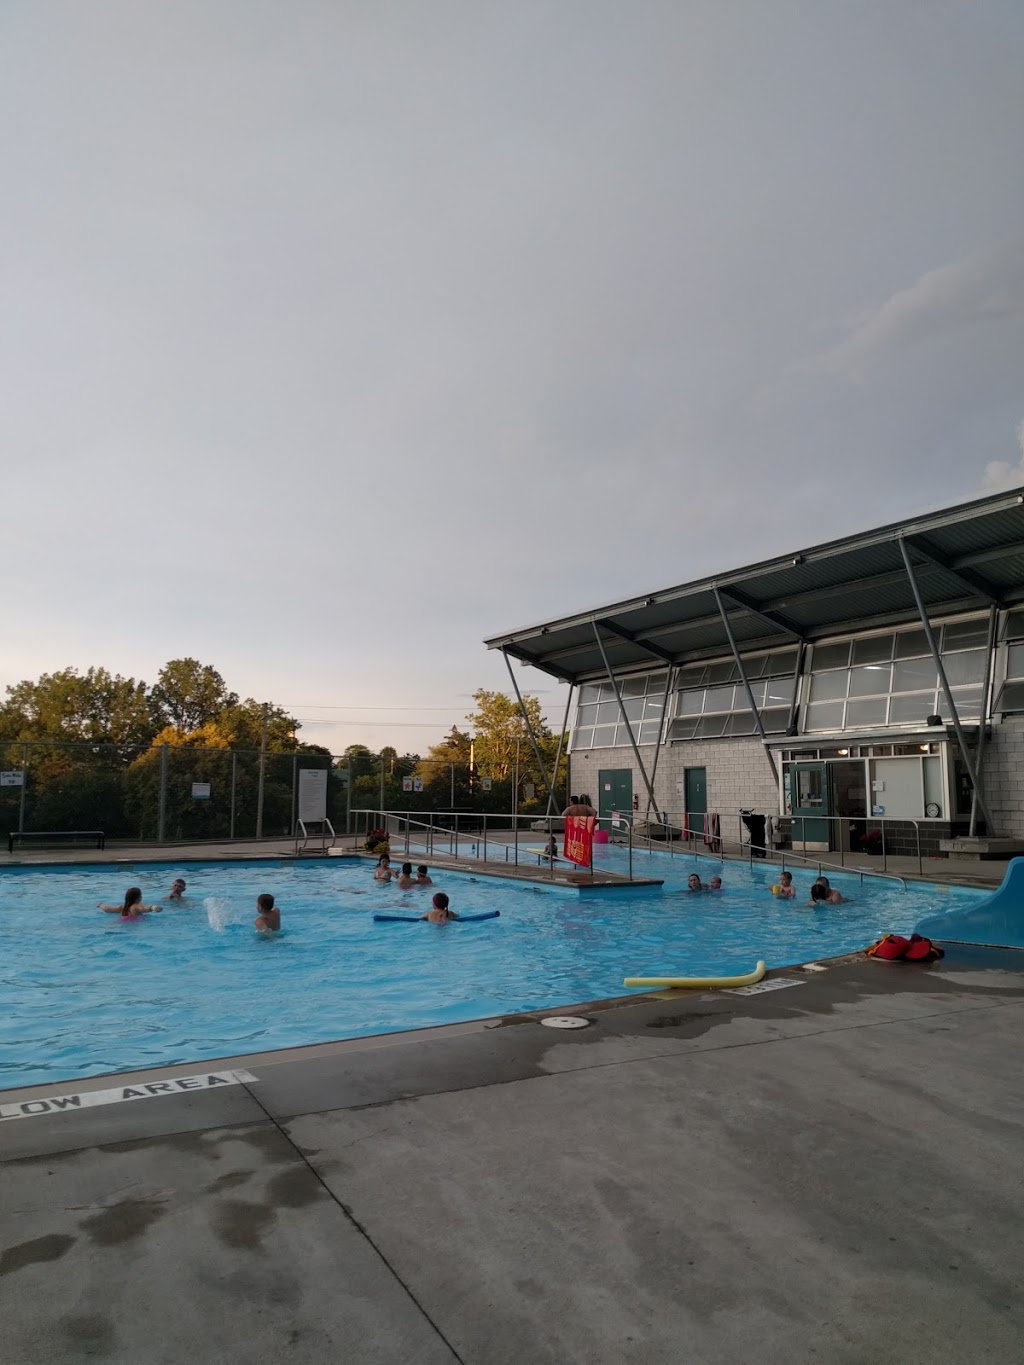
[0,855,984,1089]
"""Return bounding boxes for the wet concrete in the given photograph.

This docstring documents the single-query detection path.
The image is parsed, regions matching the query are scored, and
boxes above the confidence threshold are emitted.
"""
[2,948,1023,1363]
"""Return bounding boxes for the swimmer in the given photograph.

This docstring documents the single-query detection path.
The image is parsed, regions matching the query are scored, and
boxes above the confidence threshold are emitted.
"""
[709,876,722,891]
[396,862,415,889]
[414,865,433,885]
[373,854,394,883]
[254,893,281,933]
[808,883,844,906]
[168,878,187,901]
[542,835,559,861]
[421,891,459,924]
[687,873,705,893]
[772,871,796,899]
[99,887,162,918]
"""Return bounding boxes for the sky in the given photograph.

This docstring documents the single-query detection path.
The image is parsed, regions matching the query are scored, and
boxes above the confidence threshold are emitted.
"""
[2,1,1023,753]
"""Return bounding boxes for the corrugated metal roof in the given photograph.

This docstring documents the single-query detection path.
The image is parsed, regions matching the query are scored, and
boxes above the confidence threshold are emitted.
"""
[487,486,1024,682]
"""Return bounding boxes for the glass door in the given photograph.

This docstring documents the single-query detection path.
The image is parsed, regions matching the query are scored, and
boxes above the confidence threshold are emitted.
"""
[790,761,830,850]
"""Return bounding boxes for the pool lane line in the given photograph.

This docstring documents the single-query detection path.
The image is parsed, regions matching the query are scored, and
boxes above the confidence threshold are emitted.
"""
[0,1069,258,1122]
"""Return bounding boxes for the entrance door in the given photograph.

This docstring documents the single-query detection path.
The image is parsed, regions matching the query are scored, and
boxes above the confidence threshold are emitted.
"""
[597,769,633,827]
[790,762,830,850]
[684,768,707,827]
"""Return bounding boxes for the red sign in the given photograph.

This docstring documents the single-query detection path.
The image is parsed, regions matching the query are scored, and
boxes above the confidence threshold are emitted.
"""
[563,815,596,868]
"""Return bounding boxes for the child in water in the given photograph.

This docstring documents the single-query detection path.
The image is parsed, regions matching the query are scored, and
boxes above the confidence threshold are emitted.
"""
[709,876,723,891]
[772,871,796,899]
[168,879,187,901]
[254,893,281,933]
[373,855,394,883]
[421,892,459,924]
[395,863,416,889]
[415,865,433,885]
[99,887,162,919]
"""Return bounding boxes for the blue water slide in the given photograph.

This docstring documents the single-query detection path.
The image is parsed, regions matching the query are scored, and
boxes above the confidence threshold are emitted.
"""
[915,857,1024,949]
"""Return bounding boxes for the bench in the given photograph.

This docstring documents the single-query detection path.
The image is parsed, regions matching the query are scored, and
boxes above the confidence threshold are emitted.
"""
[8,830,106,854]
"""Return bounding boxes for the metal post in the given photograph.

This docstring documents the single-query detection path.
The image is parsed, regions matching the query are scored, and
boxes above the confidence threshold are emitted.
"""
[291,752,298,837]
[644,667,675,820]
[450,763,455,808]
[713,586,780,786]
[590,624,660,816]
[229,750,237,839]
[379,754,386,816]
[628,818,633,881]
[18,743,27,833]
[483,813,487,864]
[157,742,168,843]
[898,538,997,835]
[969,605,998,836]
[502,649,554,806]
[255,704,268,839]
[545,684,575,816]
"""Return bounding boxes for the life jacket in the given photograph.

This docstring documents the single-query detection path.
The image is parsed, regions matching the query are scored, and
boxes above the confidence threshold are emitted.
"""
[866,932,943,962]
[866,934,910,960]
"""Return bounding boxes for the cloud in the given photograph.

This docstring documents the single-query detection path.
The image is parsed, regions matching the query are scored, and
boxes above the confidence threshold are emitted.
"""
[981,418,1024,492]
[792,238,1024,381]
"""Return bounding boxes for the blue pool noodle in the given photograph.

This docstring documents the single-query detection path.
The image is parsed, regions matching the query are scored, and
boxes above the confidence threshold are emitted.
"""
[373,911,500,924]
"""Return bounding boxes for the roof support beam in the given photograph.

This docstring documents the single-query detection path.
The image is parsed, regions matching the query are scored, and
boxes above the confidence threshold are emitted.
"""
[897,537,997,836]
[592,623,661,818]
[594,617,678,665]
[715,586,806,643]
[904,534,1005,608]
[712,588,780,786]
[501,643,575,683]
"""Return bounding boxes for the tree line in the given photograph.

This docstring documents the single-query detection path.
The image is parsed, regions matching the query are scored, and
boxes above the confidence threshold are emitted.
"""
[0,663,566,839]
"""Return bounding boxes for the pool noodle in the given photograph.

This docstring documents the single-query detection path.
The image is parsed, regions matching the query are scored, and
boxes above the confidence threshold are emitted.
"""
[623,960,766,989]
[373,911,500,923]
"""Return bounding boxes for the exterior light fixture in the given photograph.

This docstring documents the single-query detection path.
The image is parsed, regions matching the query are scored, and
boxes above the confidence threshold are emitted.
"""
[926,714,942,727]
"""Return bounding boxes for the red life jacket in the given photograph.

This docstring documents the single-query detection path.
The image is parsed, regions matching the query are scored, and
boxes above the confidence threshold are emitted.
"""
[866,933,911,960]
[903,933,944,962]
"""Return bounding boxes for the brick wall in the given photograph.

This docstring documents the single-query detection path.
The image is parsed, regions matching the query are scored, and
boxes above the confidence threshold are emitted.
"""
[979,716,1024,840]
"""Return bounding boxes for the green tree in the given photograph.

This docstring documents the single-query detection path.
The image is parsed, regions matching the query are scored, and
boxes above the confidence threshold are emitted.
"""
[0,667,156,747]
[151,659,238,733]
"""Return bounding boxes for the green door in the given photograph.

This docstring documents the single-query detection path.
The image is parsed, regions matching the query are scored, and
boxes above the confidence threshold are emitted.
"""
[790,762,830,850]
[684,767,707,826]
[597,769,632,827]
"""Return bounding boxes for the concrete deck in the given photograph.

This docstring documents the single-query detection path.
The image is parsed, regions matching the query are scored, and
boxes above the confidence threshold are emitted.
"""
[3,947,1023,1363]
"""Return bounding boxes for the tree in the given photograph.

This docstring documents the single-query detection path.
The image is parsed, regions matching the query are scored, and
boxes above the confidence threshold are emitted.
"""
[466,690,549,781]
[0,667,156,748]
[151,659,238,733]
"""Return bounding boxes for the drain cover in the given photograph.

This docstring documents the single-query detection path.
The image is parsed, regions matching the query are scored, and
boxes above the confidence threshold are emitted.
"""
[539,1016,591,1030]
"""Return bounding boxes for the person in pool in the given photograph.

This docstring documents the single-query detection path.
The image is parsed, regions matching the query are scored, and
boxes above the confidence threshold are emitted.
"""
[254,893,281,933]
[687,874,705,893]
[168,878,187,901]
[396,862,415,889]
[422,892,459,924]
[772,871,796,899]
[414,865,433,885]
[99,887,162,919]
[709,876,723,891]
[373,854,394,883]
[808,883,844,906]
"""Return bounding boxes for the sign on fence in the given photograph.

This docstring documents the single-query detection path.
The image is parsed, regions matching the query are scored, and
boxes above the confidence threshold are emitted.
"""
[402,777,413,792]
[298,768,328,823]
[413,777,423,793]
[481,777,492,792]
[0,771,24,787]
[191,782,211,800]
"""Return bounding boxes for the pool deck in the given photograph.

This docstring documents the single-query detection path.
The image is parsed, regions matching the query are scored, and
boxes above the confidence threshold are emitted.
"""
[3,946,1023,1363]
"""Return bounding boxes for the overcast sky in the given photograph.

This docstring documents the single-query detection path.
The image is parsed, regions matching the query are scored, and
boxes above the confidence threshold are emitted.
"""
[2,1,1022,752]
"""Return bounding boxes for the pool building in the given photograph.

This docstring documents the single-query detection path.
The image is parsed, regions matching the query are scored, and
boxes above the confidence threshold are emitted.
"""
[486,486,1024,859]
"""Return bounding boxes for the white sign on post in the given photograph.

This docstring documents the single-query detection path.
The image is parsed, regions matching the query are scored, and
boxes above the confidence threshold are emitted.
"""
[402,777,413,792]
[481,777,492,792]
[413,777,424,793]
[298,769,328,823]
[191,782,211,799]
[0,771,24,787]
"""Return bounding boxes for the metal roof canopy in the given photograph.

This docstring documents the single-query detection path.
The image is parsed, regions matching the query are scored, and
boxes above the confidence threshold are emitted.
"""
[485,487,1024,683]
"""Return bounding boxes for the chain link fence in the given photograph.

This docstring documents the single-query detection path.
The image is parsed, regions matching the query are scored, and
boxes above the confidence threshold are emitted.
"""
[0,742,561,845]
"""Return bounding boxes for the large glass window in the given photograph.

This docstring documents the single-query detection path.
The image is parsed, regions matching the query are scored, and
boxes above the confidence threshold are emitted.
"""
[995,620,1024,713]
[667,649,796,741]
[572,673,670,750]
[804,619,988,733]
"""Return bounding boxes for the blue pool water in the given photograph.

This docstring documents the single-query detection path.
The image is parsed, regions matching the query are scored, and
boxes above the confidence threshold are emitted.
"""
[0,854,985,1088]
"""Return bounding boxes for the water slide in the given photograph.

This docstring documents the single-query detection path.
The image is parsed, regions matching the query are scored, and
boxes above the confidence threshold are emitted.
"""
[915,857,1024,949]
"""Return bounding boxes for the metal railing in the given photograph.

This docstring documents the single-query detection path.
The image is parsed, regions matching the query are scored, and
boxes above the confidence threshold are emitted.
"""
[351,807,920,889]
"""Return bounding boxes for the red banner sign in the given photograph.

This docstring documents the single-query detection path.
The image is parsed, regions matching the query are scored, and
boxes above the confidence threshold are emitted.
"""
[563,815,596,868]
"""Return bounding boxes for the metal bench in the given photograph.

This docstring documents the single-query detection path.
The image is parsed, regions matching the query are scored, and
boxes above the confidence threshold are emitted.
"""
[8,830,106,854]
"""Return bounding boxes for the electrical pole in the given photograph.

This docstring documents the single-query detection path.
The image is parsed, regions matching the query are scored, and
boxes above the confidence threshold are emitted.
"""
[255,703,268,838]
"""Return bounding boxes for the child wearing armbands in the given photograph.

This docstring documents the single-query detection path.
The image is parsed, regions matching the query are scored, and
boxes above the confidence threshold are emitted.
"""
[771,871,796,899]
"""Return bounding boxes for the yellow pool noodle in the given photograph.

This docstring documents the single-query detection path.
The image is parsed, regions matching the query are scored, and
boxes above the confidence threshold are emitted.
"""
[623,961,767,990]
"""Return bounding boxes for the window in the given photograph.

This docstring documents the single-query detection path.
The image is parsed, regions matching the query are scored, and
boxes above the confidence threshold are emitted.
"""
[666,649,795,741]
[995,631,1024,713]
[572,673,670,749]
[803,618,988,732]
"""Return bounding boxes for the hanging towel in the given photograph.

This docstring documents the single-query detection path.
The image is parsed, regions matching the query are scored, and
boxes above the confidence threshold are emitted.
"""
[710,810,722,854]
[682,809,691,840]
[766,814,775,847]
[703,811,712,847]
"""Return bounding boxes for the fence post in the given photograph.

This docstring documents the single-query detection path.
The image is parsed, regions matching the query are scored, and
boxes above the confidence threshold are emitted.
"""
[256,705,268,839]
[291,753,298,837]
[157,743,168,843]
[18,743,27,833]
[229,751,237,840]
